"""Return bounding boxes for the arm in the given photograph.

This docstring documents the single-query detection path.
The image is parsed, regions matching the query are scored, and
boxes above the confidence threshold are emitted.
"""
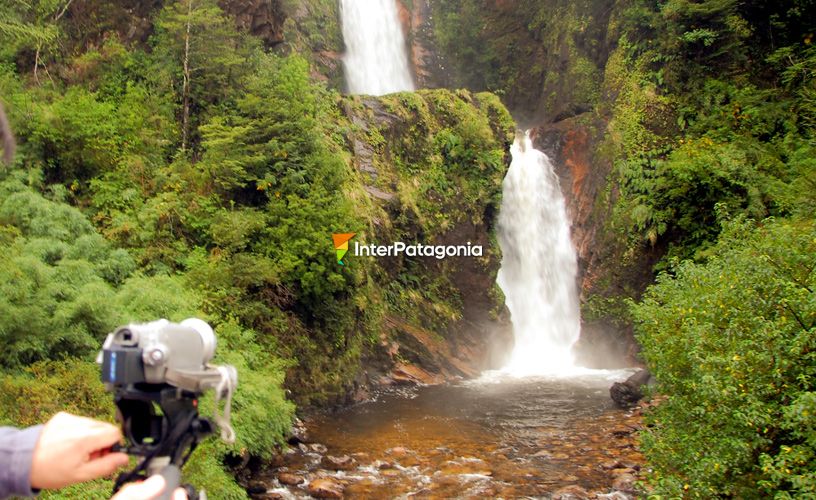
[0,425,43,499]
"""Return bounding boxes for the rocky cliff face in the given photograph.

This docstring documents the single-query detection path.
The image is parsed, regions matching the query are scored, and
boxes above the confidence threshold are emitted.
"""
[394,0,660,367]
[219,0,286,46]
[338,90,515,392]
[403,0,615,125]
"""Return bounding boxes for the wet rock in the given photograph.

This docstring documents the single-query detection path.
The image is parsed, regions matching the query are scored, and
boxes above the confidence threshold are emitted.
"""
[372,459,393,469]
[610,369,653,408]
[264,452,286,468]
[432,472,463,486]
[391,362,445,385]
[310,443,328,454]
[308,478,345,499]
[386,446,409,457]
[533,450,553,458]
[255,492,288,500]
[298,443,310,453]
[610,467,636,476]
[611,426,635,438]
[246,482,267,495]
[601,459,622,470]
[288,417,308,444]
[322,454,357,471]
[612,473,637,492]
[552,485,591,499]
[277,472,304,486]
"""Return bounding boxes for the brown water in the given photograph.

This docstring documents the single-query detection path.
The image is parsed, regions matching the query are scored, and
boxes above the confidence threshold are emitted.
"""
[251,371,644,499]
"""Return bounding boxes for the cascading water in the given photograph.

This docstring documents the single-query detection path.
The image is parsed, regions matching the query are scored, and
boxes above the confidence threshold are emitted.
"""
[496,131,582,376]
[338,0,590,378]
[339,0,415,95]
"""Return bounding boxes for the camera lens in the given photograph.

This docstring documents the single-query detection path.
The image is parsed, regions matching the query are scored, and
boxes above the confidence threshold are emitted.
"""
[181,318,216,362]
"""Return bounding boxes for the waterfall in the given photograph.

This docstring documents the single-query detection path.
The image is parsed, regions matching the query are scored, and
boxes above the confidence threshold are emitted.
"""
[339,0,415,95]
[496,131,581,376]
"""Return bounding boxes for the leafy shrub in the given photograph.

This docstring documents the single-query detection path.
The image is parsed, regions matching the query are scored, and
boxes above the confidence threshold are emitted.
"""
[633,217,816,497]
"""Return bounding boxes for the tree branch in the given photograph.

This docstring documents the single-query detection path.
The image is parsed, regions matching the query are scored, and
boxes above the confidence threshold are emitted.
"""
[54,0,74,22]
[181,0,193,153]
[0,101,16,165]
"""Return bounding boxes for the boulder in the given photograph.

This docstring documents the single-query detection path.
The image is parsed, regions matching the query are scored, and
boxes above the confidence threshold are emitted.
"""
[386,446,409,457]
[277,472,304,486]
[322,454,357,471]
[612,473,637,492]
[246,482,267,495]
[287,417,308,444]
[308,478,344,499]
[610,369,653,408]
[310,443,328,454]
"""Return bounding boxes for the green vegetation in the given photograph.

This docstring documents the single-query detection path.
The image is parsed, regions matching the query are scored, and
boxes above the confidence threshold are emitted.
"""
[431,0,609,121]
[0,1,511,496]
[605,1,816,496]
[633,218,815,497]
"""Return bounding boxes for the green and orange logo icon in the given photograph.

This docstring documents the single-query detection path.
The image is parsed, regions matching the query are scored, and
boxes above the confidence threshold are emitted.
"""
[332,233,356,265]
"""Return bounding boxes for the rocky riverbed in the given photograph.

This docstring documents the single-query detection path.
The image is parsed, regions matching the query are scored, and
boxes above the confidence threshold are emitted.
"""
[242,372,647,499]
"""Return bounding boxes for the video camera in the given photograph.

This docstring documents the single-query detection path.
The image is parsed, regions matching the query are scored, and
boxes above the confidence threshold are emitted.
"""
[98,318,237,500]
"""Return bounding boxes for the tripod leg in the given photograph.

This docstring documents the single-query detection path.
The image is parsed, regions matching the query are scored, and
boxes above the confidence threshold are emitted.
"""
[155,464,181,500]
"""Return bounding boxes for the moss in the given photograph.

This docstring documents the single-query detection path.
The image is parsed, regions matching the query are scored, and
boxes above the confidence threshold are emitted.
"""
[336,88,513,339]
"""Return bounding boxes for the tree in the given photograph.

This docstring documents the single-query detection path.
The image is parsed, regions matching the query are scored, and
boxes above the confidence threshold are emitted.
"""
[0,0,76,83]
[152,0,256,154]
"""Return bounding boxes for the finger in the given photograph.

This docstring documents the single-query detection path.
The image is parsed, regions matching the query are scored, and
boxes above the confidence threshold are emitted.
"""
[59,412,111,430]
[78,452,130,481]
[111,475,167,500]
[82,423,124,451]
[173,487,188,500]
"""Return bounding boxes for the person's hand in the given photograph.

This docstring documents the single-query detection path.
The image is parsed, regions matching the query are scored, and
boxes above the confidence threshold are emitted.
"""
[111,475,188,500]
[29,412,130,489]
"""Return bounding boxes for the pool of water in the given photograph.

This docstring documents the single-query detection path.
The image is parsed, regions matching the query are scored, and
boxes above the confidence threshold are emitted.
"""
[251,370,644,498]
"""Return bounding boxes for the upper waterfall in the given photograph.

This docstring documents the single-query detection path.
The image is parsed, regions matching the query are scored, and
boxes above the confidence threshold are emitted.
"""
[339,0,415,95]
[496,131,582,376]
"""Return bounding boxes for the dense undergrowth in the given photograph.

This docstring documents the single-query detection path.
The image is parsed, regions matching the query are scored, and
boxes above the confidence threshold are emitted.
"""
[611,2,815,496]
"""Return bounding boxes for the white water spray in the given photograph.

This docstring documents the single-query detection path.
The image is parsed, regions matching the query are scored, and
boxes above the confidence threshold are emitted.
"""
[496,131,582,376]
[339,0,415,95]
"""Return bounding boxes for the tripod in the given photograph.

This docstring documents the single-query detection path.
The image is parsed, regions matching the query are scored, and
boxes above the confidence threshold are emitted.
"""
[111,384,214,500]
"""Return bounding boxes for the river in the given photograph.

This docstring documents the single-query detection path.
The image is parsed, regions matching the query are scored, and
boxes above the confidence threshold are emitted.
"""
[248,370,644,499]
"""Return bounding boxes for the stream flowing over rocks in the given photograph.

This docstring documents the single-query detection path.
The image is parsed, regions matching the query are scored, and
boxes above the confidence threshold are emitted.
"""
[243,372,647,499]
